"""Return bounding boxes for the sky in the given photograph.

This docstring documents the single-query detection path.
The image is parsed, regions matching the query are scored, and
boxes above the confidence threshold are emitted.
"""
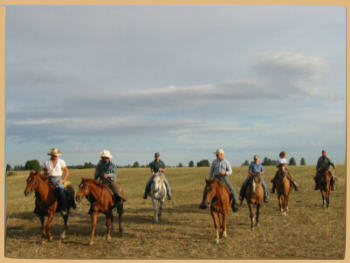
[4,5,346,167]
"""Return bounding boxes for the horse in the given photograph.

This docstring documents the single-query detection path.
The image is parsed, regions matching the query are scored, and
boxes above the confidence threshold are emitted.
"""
[24,170,76,241]
[275,166,291,216]
[148,171,167,223]
[75,178,124,245]
[242,173,264,230]
[318,169,332,208]
[200,178,231,244]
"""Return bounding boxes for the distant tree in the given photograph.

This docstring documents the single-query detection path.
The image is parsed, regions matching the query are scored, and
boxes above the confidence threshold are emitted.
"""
[178,163,184,167]
[262,157,272,166]
[300,158,306,166]
[6,164,11,172]
[83,162,95,169]
[197,159,210,167]
[241,160,249,166]
[289,157,296,166]
[132,162,140,168]
[188,160,194,167]
[25,160,41,170]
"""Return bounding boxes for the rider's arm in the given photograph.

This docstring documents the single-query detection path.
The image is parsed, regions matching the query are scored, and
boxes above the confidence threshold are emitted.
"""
[61,160,69,182]
[329,158,336,169]
[159,160,166,173]
[248,164,255,176]
[209,161,215,179]
[260,165,265,175]
[316,157,321,171]
[225,161,232,176]
[106,163,117,181]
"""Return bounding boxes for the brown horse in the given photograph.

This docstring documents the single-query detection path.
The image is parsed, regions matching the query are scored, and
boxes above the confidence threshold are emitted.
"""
[318,169,331,208]
[276,166,291,216]
[200,178,231,244]
[24,170,76,241]
[243,174,264,229]
[75,178,124,245]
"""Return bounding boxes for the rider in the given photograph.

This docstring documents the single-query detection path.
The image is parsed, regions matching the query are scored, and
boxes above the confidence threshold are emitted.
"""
[202,149,239,212]
[270,151,298,193]
[314,150,336,191]
[94,150,126,208]
[143,152,172,200]
[44,148,70,215]
[239,155,269,204]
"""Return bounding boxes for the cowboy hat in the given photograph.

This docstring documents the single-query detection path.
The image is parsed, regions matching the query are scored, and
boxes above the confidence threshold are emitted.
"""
[100,149,113,159]
[214,149,224,155]
[47,148,62,156]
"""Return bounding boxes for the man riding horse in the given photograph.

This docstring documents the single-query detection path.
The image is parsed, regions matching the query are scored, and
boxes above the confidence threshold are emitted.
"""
[144,152,172,200]
[94,150,126,208]
[200,149,239,212]
[314,150,336,191]
[239,155,269,204]
[44,148,70,215]
[271,151,298,193]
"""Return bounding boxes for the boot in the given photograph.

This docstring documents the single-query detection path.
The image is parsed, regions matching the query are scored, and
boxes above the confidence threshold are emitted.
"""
[143,192,148,199]
[167,193,172,200]
[291,181,298,191]
[230,193,239,212]
[264,196,269,203]
[331,180,335,191]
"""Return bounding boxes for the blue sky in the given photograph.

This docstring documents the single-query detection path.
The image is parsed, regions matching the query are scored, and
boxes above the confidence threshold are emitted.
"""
[4,5,346,166]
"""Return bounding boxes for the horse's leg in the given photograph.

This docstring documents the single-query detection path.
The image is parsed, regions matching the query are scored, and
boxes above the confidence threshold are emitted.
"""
[222,211,228,238]
[211,211,220,244]
[158,200,163,221]
[152,198,158,223]
[45,212,55,241]
[60,212,68,240]
[248,203,254,230]
[326,189,330,208]
[89,211,98,245]
[218,213,223,237]
[106,211,112,241]
[256,204,260,227]
[39,214,46,241]
[116,200,123,234]
[321,191,325,208]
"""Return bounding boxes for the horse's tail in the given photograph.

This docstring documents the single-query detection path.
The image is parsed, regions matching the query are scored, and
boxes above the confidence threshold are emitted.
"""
[64,183,76,210]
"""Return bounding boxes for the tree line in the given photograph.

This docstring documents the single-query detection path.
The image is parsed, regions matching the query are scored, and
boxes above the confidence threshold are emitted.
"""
[6,157,307,175]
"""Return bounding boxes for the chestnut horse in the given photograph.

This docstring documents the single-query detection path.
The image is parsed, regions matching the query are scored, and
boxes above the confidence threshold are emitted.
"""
[24,170,76,241]
[242,174,264,229]
[318,169,331,208]
[200,178,231,244]
[276,166,291,216]
[75,178,124,245]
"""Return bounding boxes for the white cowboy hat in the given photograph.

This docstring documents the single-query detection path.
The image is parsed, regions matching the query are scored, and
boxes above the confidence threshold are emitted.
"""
[214,149,224,155]
[100,149,113,159]
[47,148,62,156]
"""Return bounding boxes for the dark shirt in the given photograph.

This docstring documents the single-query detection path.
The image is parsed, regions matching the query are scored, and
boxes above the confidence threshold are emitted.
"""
[150,159,166,173]
[316,156,335,171]
[94,160,117,182]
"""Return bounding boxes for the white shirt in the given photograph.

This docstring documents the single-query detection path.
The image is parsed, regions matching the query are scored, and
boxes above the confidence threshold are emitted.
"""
[45,159,67,177]
[276,158,287,166]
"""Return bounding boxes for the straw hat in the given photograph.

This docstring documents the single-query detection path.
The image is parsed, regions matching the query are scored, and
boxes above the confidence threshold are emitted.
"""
[100,149,113,159]
[47,148,62,156]
[214,149,224,155]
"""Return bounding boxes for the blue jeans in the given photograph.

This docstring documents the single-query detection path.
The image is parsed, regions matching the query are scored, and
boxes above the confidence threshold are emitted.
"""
[50,176,67,211]
[239,176,268,199]
[214,175,237,201]
[145,174,172,198]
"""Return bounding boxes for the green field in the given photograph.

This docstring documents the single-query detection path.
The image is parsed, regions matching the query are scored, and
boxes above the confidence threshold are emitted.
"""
[5,165,345,259]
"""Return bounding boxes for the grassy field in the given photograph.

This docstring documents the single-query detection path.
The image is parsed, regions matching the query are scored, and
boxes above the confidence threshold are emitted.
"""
[5,165,345,259]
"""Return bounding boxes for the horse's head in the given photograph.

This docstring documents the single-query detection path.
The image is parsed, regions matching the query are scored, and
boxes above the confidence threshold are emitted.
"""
[76,178,92,202]
[252,173,261,184]
[202,178,218,208]
[24,170,41,196]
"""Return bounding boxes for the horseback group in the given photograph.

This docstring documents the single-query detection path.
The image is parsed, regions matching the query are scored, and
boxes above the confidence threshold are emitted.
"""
[24,147,336,244]
[199,148,336,243]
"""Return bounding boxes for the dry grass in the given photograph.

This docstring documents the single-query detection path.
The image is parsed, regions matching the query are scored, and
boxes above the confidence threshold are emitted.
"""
[5,165,345,259]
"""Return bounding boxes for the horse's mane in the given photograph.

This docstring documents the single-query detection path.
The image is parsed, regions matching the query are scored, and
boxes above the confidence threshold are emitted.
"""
[84,178,109,189]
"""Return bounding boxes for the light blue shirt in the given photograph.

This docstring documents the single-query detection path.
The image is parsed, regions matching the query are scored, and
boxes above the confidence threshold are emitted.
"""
[249,162,265,175]
[209,159,232,179]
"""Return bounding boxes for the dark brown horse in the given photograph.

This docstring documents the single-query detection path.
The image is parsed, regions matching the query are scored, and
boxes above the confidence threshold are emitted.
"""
[24,170,76,241]
[75,178,124,245]
[200,178,231,244]
[276,166,291,216]
[318,169,332,208]
[243,174,264,229]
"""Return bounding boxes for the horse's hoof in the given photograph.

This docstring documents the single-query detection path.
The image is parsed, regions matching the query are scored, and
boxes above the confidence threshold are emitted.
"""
[60,233,66,240]
[107,235,112,241]
[282,211,287,216]
[215,239,219,244]
[222,231,227,238]
[88,241,94,246]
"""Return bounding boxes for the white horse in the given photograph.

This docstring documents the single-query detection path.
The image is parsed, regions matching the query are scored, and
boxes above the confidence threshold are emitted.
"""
[150,171,167,223]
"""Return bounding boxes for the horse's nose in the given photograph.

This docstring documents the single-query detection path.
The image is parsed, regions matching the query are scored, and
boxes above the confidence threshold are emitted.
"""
[75,195,81,202]
[24,190,29,196]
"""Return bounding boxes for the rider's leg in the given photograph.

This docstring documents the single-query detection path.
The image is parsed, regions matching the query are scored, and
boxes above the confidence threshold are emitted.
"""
[261,178,269,202]
[163,177,172,200]
[107,181,126,202]
[143,175,154,199]
[271,172,278,193]
[222,176,238,212]
[51,177,67,212]
[286,171,298,191]
[314,173,319,190]
[239,177,250,201]
[329,171,335,191]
